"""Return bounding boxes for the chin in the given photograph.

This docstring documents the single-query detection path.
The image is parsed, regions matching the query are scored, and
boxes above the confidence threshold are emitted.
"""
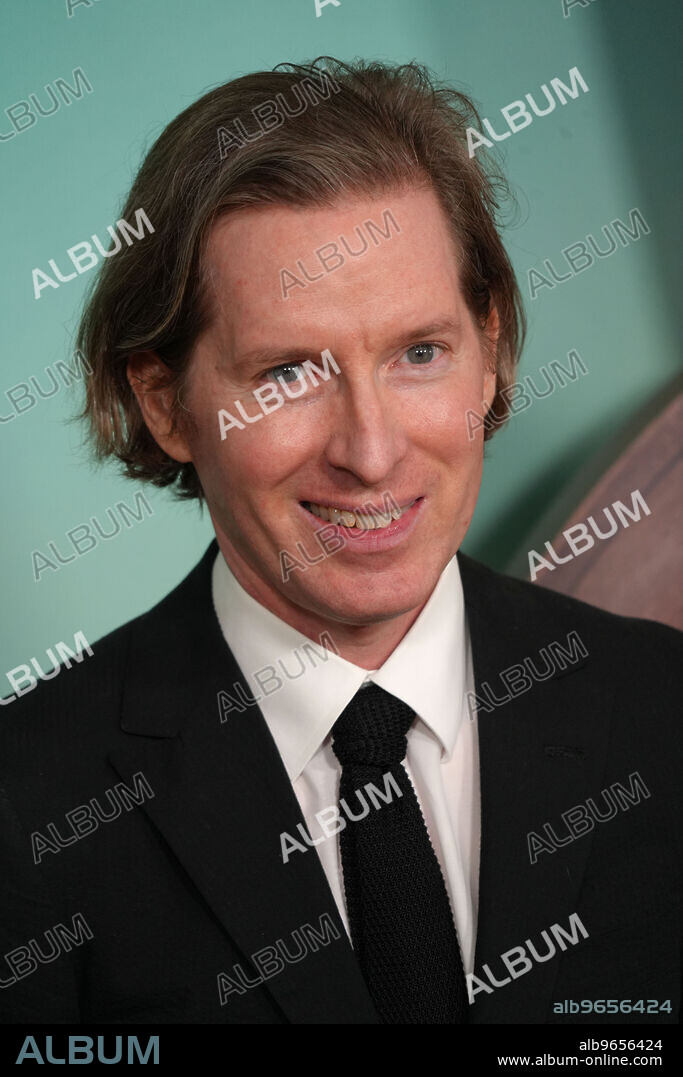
[302,577,438,627]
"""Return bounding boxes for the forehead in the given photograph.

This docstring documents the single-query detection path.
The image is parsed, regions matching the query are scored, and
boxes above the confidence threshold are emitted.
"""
[201,185,469,354]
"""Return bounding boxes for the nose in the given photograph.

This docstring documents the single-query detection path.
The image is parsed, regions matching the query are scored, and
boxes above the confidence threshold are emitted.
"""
[323,370,408,486]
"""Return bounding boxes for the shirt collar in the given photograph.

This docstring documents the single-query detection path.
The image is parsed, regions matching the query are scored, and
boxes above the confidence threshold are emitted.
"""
[211,552,468,781]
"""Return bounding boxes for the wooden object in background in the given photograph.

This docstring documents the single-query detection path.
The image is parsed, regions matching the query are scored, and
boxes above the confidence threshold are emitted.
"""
[535,392,682,631]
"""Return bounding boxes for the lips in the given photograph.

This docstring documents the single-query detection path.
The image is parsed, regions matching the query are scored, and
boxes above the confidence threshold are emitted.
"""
[301,498,418,531]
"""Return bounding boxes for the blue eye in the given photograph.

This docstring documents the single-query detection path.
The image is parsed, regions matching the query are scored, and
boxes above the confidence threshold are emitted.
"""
[267,363,304,383]
[405,343,437,364]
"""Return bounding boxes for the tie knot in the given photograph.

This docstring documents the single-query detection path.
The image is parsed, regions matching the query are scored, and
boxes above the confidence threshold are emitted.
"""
[331,684,415,768]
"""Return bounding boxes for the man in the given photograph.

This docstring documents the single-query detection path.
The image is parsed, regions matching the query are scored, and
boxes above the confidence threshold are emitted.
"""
[0,59,680,1025]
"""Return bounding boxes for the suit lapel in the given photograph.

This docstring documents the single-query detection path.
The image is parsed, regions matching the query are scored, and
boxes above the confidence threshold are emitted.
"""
[109,542,377,1024]
[459,554,614,1023]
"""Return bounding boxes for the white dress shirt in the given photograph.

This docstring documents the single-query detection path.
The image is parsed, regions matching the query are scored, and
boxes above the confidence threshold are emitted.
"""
[211,550,480,973]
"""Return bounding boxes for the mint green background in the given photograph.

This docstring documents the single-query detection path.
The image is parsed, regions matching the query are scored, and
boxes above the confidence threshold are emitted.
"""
[1,0,680,676]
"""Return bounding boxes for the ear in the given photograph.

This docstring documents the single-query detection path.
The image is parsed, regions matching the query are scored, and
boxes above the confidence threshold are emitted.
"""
[127,351,193,463]
[481,304,500,413]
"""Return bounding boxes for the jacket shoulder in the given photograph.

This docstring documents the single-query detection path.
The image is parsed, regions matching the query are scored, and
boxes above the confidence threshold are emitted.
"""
[458,552,683,678]
[0,617,132,764]
[0,543,217,763]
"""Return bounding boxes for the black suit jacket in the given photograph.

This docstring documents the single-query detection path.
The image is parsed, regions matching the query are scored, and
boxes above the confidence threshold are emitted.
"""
[0,542,680,1024]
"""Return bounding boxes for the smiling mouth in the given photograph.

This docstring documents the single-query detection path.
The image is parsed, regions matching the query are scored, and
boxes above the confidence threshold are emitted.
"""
[301,498,419,530]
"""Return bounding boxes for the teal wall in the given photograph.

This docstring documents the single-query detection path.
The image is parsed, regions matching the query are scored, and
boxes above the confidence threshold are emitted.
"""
[1,0,680,674]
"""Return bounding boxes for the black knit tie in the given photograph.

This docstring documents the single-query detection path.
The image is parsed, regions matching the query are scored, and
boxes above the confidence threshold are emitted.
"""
[332,683,468,1024]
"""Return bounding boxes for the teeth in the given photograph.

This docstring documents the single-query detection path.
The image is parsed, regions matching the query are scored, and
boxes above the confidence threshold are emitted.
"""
[305,499,414,530]
[355,511,375,530]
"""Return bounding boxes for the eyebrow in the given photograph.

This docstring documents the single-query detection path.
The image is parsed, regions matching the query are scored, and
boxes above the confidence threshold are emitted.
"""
[234,346,329,372]
[392,319,463,345]
[234,317,463,371]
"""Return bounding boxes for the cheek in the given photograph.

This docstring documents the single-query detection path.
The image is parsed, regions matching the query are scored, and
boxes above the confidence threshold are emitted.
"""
[404,372,489,459]
[194,396,327,495]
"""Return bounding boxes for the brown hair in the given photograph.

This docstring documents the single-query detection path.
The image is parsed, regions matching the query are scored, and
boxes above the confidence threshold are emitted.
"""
[78,57,525,500]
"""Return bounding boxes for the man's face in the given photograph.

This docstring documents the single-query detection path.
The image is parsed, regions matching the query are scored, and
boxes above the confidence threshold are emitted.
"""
[173,185,496,627]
